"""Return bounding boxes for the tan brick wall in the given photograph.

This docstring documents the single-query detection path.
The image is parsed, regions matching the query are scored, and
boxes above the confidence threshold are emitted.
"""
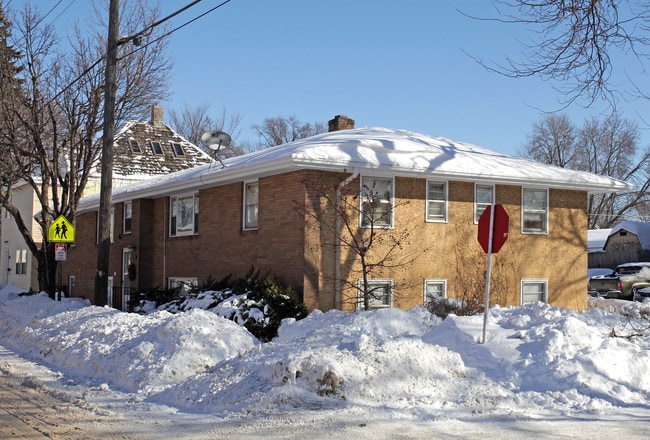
[64,171,588,311]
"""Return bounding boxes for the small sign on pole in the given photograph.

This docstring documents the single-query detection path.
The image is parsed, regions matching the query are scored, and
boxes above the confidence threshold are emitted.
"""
[55,243,67,261]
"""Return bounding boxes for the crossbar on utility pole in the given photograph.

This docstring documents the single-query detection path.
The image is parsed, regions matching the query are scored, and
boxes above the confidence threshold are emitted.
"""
[95,0,120,306]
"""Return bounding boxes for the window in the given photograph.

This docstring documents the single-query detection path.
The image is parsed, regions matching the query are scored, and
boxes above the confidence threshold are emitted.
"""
[171,142,185,156]
[522,188,548,233]
[243,181,259,230]
[149,140,163,155]
[424,279,447,307]
[426,180,447,222]
[123,201,132,234]
[475,184,494,223]
[15,250,27,275]
[170,193,199,236]
[521,279,548,304]
[169,277,198,295]
[358,279,393,309]
[360,176,393,227]
[128,139,142,154]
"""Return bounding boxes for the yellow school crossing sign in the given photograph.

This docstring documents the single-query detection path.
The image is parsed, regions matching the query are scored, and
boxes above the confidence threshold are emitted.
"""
[48,215,75,243]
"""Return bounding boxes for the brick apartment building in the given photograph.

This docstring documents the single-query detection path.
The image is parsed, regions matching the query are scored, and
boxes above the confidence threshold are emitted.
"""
[62,115,629,311]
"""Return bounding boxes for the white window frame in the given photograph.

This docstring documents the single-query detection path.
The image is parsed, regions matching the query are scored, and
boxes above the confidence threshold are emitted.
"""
[475,184,494,224]
[424,279,447,306]
[426,180,448,222]
[521,188,548,234]
[123,201,132,234]
[521,279,548,305]
[243,181,259,230]
[170,193,199,237]
[15,249,27,275]
[360,176,394,228]
[357,278,393,309]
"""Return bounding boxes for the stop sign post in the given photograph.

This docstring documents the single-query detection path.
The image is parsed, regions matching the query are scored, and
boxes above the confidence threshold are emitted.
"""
[477,204,509,344]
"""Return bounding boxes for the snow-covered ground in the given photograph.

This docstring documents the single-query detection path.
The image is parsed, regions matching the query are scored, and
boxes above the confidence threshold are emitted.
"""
[0,283,649,438]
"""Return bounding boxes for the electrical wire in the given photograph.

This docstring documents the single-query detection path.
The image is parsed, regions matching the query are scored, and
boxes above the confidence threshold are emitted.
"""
[118,0,233,61]
[47,0,234,106]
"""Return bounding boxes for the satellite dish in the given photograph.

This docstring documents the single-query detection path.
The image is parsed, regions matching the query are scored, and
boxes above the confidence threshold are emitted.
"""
[201,131,232,151]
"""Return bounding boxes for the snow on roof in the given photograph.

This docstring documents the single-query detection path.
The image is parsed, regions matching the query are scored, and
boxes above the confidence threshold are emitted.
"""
[607,221,650,250]
[587,228,612,252]
[79,127,631,209]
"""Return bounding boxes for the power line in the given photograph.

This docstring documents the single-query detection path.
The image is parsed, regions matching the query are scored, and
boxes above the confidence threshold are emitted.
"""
[118,0,233,61]
[48,0,233,106]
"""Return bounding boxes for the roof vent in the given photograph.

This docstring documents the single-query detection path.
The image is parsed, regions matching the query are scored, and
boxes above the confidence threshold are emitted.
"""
[328,115,355,132]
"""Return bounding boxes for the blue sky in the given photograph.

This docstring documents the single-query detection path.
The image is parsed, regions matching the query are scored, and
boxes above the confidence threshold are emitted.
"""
[8,0,650,155]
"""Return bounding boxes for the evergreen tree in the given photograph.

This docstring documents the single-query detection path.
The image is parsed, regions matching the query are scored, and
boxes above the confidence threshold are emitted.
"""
[0,2,24,186]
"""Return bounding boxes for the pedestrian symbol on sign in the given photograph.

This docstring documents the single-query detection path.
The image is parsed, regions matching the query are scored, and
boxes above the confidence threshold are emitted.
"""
[48,215,75,243]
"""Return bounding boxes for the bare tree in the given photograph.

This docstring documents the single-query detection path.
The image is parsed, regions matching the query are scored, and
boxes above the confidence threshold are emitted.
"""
[295,172,424,311]
[518,114,579,168]
[0,0,172,294]
[168,102,244,158]
[579,116,650,227]
[252,115,326,149]
[465,1,650,106]
[521,113,650,228]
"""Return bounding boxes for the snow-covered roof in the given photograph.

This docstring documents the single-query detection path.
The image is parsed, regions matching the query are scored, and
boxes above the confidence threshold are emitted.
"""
[79,127,631,210]
[587,228,612,252]
[606,221,650,250]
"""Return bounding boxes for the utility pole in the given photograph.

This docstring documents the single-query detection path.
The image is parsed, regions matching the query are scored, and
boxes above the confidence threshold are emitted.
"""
[95,0,120,306]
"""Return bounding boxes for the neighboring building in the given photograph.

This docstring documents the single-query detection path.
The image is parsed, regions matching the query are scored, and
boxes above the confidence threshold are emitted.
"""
[0,104,213,292]
[63,115,629,312]
[588,221,650,269]
[0,181,42,291]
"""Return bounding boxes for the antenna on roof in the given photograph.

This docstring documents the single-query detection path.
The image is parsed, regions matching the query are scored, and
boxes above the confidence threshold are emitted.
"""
[201,131,232,168]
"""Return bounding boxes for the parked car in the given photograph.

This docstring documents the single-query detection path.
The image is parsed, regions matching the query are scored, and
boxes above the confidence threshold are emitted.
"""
[588,262,650,300]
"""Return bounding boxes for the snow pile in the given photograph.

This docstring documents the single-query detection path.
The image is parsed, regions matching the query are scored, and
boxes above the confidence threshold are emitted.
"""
[0,284,649,422]
[0,289,257,394]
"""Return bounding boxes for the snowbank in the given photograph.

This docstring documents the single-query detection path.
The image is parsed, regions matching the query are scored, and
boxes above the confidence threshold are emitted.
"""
[1,284,649,422]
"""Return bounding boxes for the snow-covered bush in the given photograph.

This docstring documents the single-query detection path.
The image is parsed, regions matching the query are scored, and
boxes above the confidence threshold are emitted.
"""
[132,268,308,341]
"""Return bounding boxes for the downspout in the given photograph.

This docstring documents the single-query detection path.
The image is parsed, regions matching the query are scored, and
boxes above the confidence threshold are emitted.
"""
[335,168,359,309]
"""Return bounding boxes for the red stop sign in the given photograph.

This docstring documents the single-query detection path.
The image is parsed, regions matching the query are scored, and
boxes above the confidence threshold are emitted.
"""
[477,204,509,253]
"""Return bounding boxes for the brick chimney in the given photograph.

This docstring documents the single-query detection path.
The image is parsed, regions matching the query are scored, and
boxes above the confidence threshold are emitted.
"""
[151,103,164,127]
[328,115,355,132]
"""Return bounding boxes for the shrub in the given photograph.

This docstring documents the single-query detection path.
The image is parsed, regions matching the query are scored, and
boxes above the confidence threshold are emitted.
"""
[130,267,308,342]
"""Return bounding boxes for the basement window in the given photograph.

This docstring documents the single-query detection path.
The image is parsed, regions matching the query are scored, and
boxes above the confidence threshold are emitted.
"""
[358,279,393,309]
[424,279,447,307]
[521,279,548,304]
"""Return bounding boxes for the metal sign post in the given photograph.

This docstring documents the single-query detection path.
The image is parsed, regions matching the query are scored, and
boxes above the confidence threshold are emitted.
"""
[50,217,74,301]
[477,204,509,344]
